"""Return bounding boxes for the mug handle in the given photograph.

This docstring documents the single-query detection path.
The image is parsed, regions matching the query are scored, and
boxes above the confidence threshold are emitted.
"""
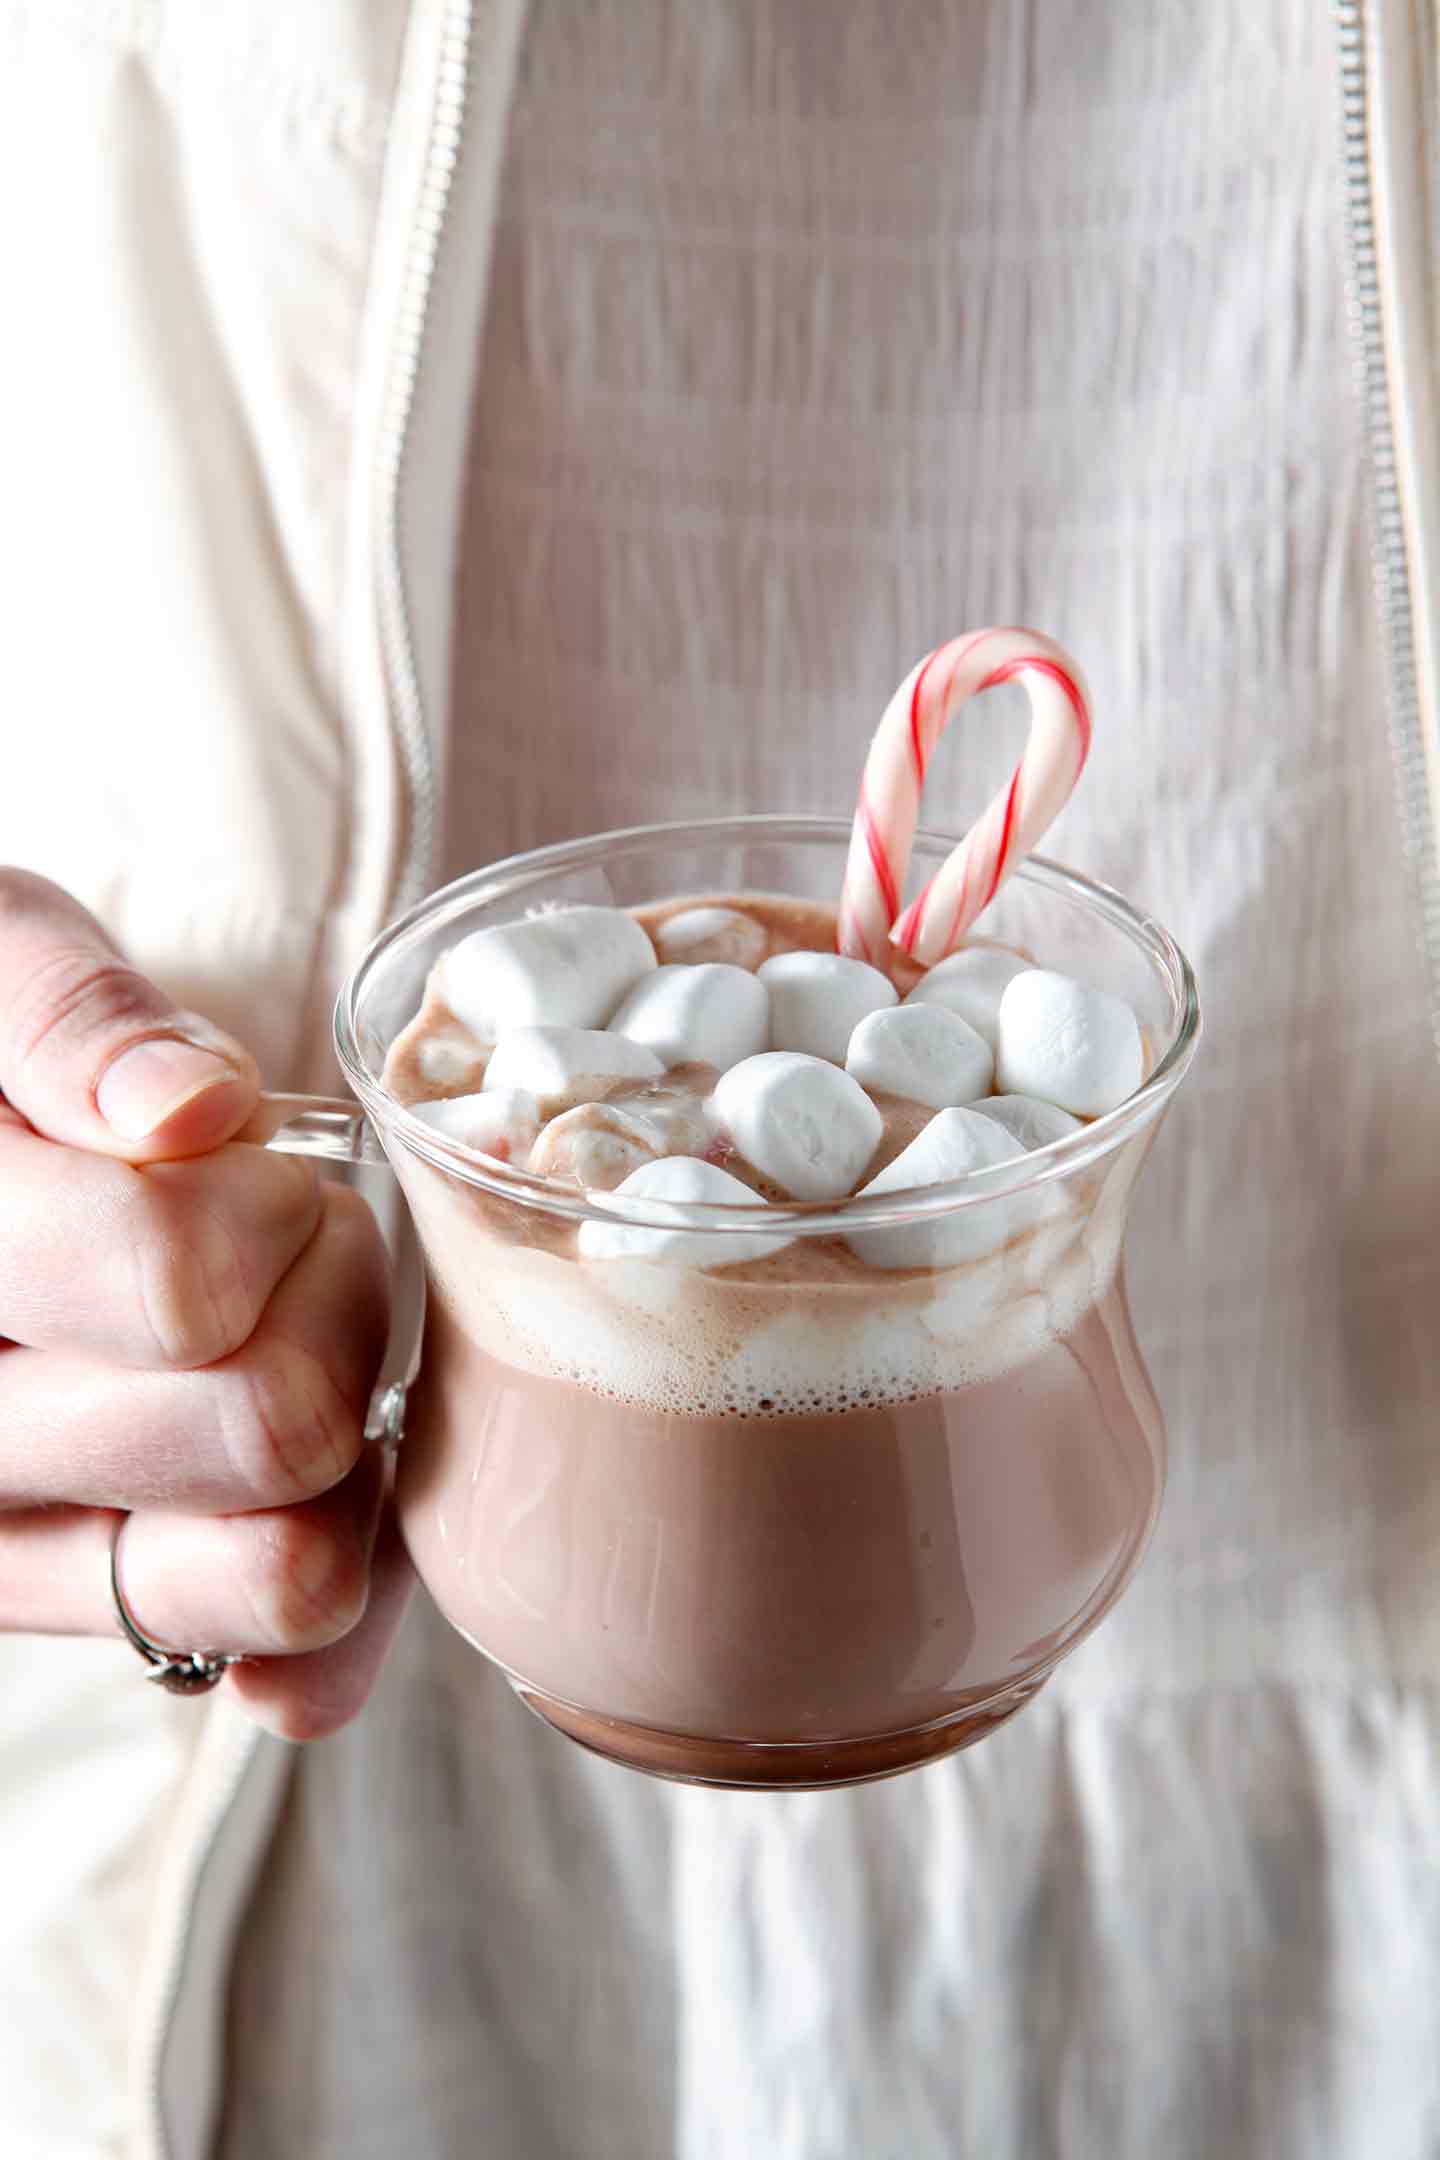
[240,1093,426,1449]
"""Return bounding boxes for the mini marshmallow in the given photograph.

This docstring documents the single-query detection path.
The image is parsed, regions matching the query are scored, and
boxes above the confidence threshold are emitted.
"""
[608,964,770,1072]
[847,1107,1023,1270]
[902,945,1028,1048]
[439,905,657,1040]
[759,951,897,1065]
[483,1026,663,1109]
[653,906,768,971]
[529,1102,662,1190]
[409,1089,541,1166]
[971,1093,1084,1153]
[845,1003,993,1108]
[415,1026,487,1087]
[605,1082,712,1159]
[969,1094,1084,1229]
[995,970,1143,1118]
[578,1155,791,1268]
[710,1051,883,1201]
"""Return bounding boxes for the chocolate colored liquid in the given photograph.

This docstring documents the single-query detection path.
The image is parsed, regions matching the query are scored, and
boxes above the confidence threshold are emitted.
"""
[387,894,1165,1787]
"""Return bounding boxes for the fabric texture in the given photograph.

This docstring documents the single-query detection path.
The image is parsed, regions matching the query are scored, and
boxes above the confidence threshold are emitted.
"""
[0,0,411,1078]
[0,5,412,2153]
[215,3,1440,2158]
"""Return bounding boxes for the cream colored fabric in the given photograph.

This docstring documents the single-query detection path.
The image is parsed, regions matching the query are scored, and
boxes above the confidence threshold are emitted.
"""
[0,5,412,2153]
[0,0,414,1076]
[214,3,1440,2156]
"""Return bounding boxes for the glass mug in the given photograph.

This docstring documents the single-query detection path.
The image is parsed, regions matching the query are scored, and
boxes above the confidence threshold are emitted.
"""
[253,817,1199,1790]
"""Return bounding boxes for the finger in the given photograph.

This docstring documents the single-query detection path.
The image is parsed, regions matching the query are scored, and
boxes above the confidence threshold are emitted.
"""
[0,1504,122,1632]
[0,1124,321,1366]
[0,1185,391,1510]
[0,1447,384,1655]
[0,868,259,1162]
[226,1497,416,1741]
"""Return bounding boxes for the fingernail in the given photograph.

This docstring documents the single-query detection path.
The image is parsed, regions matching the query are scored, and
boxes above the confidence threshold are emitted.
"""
[97,1038,244,1139]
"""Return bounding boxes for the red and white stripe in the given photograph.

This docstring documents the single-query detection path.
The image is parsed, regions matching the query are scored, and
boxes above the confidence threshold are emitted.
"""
[837,627,1092,968]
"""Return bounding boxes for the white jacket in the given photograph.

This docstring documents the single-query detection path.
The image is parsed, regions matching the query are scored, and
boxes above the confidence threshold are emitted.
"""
[2,3,1439,2156]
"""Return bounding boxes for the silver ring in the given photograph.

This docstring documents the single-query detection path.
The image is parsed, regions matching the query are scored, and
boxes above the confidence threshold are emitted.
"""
[109,1516,239,1696]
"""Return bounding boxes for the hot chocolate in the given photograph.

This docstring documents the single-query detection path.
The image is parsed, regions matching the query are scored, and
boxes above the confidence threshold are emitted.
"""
[383,894,1163,1787]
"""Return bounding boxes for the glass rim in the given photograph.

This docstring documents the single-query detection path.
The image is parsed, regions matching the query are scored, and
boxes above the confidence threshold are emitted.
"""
[334,814,1201,1238]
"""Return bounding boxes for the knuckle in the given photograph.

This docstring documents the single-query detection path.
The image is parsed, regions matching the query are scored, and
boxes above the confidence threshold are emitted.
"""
[9,948,159,1071]
[250,1149,324,1239]
[322,1187,391,1302]
[347,1223,392,1340]
[303,1191,392,1388]
[246,1512,369,1654]
[134,1187,263,1370]
[220,1340,364,1506]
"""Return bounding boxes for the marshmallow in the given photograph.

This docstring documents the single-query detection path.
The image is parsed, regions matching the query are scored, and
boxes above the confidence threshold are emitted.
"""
[653,906,768,971]
[409,1089,541,1166]
[529,1102,662,1189]
[483,1026,664,1109]
[968,1094,1085,1229]
[971,1093,1084,1153]
[578,1155,791,1268]
[608,963,770,1072]
[847,1107,1023,1270]
[608,1082,712,1159]
[759,951,898,1065]
[845,1003,993,1108]
[415,1025,487,1087]
[710,1052,883,1201]
[438,905,657,1040]
[995,970,1143,1118]
[902,945,1028,1048]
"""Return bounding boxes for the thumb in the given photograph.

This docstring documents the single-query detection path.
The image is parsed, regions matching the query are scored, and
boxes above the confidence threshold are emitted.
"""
[0,868,261,1161]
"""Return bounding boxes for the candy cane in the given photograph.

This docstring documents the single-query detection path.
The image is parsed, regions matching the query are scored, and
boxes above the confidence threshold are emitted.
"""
[837,627,1092,967]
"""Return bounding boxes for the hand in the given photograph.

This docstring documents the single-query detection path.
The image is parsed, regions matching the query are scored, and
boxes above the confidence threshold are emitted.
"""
[0,870,413,1739]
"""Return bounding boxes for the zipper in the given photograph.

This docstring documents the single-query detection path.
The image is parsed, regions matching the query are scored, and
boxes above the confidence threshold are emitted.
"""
[1334,0,1440,1054]
[132,1713,266,2160]
[374,0,478,915]
[131,16,482,2152]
